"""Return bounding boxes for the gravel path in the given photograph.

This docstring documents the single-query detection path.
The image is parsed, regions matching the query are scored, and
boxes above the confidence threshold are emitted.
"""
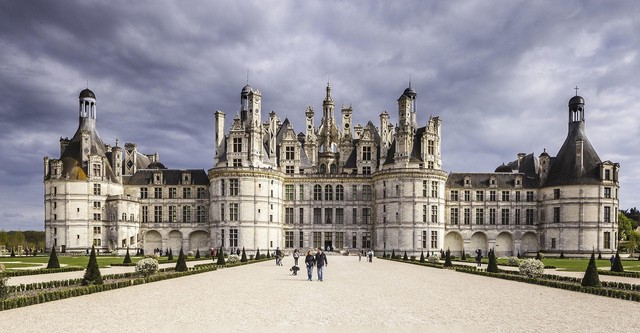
[1,255,637,332]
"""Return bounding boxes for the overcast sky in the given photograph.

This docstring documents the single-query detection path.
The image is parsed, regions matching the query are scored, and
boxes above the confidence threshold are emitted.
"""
[0,0,638,230]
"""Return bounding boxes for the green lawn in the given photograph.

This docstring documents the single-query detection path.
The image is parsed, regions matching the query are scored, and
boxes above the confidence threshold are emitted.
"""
[0,255,211,270]
[494,257,640,272]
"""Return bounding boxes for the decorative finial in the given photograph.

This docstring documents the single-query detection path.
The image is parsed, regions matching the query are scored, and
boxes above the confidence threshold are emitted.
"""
[115,138,119,147]
[86,80,89,89]
[246,69,249,85]
[409,74,412,88]
[574,86,579,96]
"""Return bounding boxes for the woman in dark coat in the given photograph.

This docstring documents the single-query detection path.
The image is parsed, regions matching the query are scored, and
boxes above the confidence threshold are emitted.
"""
[305,250,315,281]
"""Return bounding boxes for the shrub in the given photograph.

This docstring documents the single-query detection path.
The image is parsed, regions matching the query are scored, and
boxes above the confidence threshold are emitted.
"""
[427,255,439,264]
[487,249,499,273]
[611,251,624,273]
[187,251,194,257]
[241,247,247,262]
[255,248,261,260]
[123,248,132,264]
[507,257,520,266]
[597,252,602,260]
[227,254,240,264]
[82,246,103,286]
[266,249,271,259]
[518,259,545,278]
[582,252,601,287]
[419,251,425,263]
[10,248,15,257]
[216,246,226,265]
[444,249,453,268]
[47,245,60,269]
[195,249,201,259]
[560,251,565,259]
[461,250,466,261]
[535,251,544,260]
[403,251,408,260]
[516,251,521,259]
[168,248,174,261]
[175,248,188,272]
[0,263,8,300]
[391,249,396,259]
[410,255,416,261]
[136,258,159,277]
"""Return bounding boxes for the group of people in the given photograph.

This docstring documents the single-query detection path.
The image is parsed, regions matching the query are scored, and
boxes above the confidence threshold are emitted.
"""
[358,249,374,262]
[283,248,328,281]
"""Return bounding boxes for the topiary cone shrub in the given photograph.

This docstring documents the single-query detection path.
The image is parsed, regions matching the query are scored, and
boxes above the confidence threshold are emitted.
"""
[82,245,103,286]
[216,246,226,265]
[168,248,174,261]
[391,249,396,260]
[255,248,261,260]
[461,249,466,261]
[560,250,565,259]
[241,247,247,262]
[47,245,60,269]
[195,249,201,259]
[403,251,408,260]
[535,251,542,260]
[444,248,453,268]
[10,248,15,258]
[123,247,132,264]
[582,251,601,287]
[487,249,499,273]
[175,248,188,272]
[419,251,425,263]
[597,252,602,260]
[611,251,624,272]
[516,251,521,259]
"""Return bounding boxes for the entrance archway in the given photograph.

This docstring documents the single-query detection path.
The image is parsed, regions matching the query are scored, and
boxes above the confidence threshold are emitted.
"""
[189,231,210,254]
[495,232,514,257]
[144,230,162,254]
[444,232,464,256]
[168,230,183,253]
[470,232,488,254]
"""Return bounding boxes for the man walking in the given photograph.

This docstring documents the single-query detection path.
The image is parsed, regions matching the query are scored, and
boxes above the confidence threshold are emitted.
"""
[315,248,328,281]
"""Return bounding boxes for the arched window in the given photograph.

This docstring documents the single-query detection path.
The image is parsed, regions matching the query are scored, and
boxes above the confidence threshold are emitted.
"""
[325,185,333,200]
[319,164,326,174]
[313,185,322,200]
[330,163,337,174]
[336,185,344,201]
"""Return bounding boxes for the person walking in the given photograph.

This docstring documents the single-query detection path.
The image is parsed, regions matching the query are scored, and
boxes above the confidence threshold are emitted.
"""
[358,250,362,262]
[367,249,373,263]
[275,247,282,266]
[315,248,328,281]
[293,249,300,266]
[475,249,483,267]
[305,250,315,281]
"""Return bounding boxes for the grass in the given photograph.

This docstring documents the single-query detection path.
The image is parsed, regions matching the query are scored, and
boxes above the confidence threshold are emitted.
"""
[491,257,640,272]
[0,255,210,270]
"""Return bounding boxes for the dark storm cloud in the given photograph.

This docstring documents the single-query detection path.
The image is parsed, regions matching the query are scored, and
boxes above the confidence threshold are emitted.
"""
[0,0,638,230]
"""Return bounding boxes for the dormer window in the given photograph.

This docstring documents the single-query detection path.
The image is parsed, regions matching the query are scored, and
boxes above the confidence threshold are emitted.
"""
[182,173,191,185]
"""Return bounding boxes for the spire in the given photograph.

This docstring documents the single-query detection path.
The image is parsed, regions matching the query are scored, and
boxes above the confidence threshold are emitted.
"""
[574,85,579,96]
[324,81,333,103]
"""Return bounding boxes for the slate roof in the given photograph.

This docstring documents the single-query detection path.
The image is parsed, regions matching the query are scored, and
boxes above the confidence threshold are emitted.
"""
[55,123,118,182]
[544,122,602,187]
[446,172,539,189]
[125,169,209,186]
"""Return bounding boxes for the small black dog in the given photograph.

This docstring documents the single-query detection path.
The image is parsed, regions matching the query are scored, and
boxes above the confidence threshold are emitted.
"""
[290,265,300,275]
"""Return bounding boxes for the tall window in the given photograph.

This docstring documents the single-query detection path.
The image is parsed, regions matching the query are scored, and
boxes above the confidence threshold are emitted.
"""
[300,231,304,248]
[362,232,371,248]
[299,185,305,200]
[604,231,611,249]
[501,209,509,225]
[229,203,238,221]
[220,203,225,221]
[604,187,611,198]
[464,208,470,225]
[183,188,191,199]
[501,191,510,201]
[285,208,294,224]
[285,231,294,248]
[352,185,358,200]
[553,189,560,199]
[476,191,484,201]
[421,231,427,248]
[92,164,101,177]
[525,209,534,225]
[336,185,344,201]
[431,205,438,223]
[285,146,295,160]
[325,208,333,223]
[229,179,239,196]
[489,191,496,202]
[197,206,207,223]
[352,208,357,224]
[526,191,534,202]
[154,188,162,199]
[142,206,148,222]
[489,208,496,225]
[140,187,148,199]
[475,208,484,225]
[362,208,371,224]
[314,185,322,200]
[363,185,372,200]
[169,206,176,223]
[604,206,611,223]
[514,209,521,225]
[197,187,207,199]
[93,184,101,195]
[313,232,322,249]
[515,191,521,202]
[423,205,427,223]
[427,140,435,155]
[233,137,242,152]
[450,191,459,201]
[450,208,459,225]
[230,229,238,247]
[325,185,333,200]
[553,207,560,223]
[335,232,344,249]
[423,180,428,197]
[313,208,321,224]
[154,206,162,223]
[183,206,191,223]
[362,146,372,160]
[221,180,226,196]
[430,231,438,248]
[336,208,344,224]
[299,208,304,224]
[168,187,176,199]
[352,232,357,248]
[431,181,438,198]
[464,190,470,201]
[285,185,294,200]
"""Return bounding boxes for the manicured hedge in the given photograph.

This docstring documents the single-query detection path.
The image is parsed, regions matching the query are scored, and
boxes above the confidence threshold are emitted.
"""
[4,267,84,277]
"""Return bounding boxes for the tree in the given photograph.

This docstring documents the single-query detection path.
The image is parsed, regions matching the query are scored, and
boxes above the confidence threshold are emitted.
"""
[611,251,624,272]
[255,248,261,260]
[82,245,103,285]
[175,248,188,272]
[123,247,132,264]
[241,247,247,262]
[168,248,174,261]
[46,245,60,269]
[195,249,201,259]
[444,248,453,268]
[581,252,601,287]
[487,249,499,273]
[216,246,226,265]
[419,250,425,263]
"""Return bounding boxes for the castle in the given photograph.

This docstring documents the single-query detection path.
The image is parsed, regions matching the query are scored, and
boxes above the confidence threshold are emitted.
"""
[43,83,620,256]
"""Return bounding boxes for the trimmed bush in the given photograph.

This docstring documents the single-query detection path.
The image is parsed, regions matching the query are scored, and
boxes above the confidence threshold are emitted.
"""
[241,247,247,262]
[507,257,520,266]
[168,248,174,261]
[487,249,499,273]
[187,251,194,257]
[611,251,624,273]
[0,263,8,300]
[517,251,521,259]
[123,248,132,264]
[227,254,240,264]
[391,249,396,259]
[266,248,271,259]
[427,255,439,264]
[135,258,159,277]
[419,251,425,263]
[216,246,226,265]
[10,249,15,258]
[535,251,543,260]
[82,246,103,286]
[195,249,201,259]
[597,252,602,260]
[560,251,565,259]
[403,251,408,261]
[46,245,60,269]
[444,248,453,268]
[519,259,545,278]
[255,248,261,260]
[461,250,466,261]
[175,248,188,272]
[582,252,601,287]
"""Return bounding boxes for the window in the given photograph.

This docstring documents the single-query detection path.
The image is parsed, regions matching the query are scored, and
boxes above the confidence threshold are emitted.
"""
[476,191,484,201]
[475,208,484,225]
[220,204,226,221]
[325,208,333,223]
[352,185,358,200]
[336,208,344,224]
[421,231,427,248]
[229,203,238,221]
[183,206,191,223]
[140,187,148,199]
[362,146,372,161]
[233,137,242,153]
[299,208,304,224]
[551,238,556,249]
[197,187,207,199]
[450,208,459,225]
[352,232,357,248]
[230,229,238,247]
[93,184,101,195]
[221,229,225,248]
[502,191,510,202]
[362,232,371,249]
[464,190,470,201]
[233,159,241,167]
[604,232,611,249]
[285,185,294,200]
[299,185,304,200]
[525,209,534,225]
[515,191,521,202]
[431,205,438,223]
[154,188,162,199]
[450,191,459,201]
[285,208,294,224]
[93,201,101,209]
[335,232,344,249]
[430,231,438,248]
[395,185,400,197]
[285,231,294,248]
[300,231,304,248]
[142,206,148,223]
[313,232,322,249]
[93,227,101,234]
[431,181,438,198]
[93,239,101,246]
[336,185,344,201]
[183,188,191,199]
[285,166,295,174]
[604,206,611,223]
[154,206,162,223]
[325,185,333,201]
[427,161,434,169]
[553,207,560,223]
[314,185,322,200]
[363,208,371,224]
[489,191,496,202]
[501,209,509,225]
[489,208,496,225]
[285,146,295,160]
[169,206,176,222]
[526,191,534,202]
[168,187,176,199]
[423,180,428,197]
[423,205,427,223]
[229,179,239,196]
[428,140,435,155]
[92,164,101,177]
[553,189,560,199]
[605,169,611,180]
[313,208,321,224]
[363,185,372,200]
[362,166,371,175]
[464,208,470,225]
[515,209,521,225]
[352,208,357,224]
[604,187,611,199]
[197,206,207,223]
